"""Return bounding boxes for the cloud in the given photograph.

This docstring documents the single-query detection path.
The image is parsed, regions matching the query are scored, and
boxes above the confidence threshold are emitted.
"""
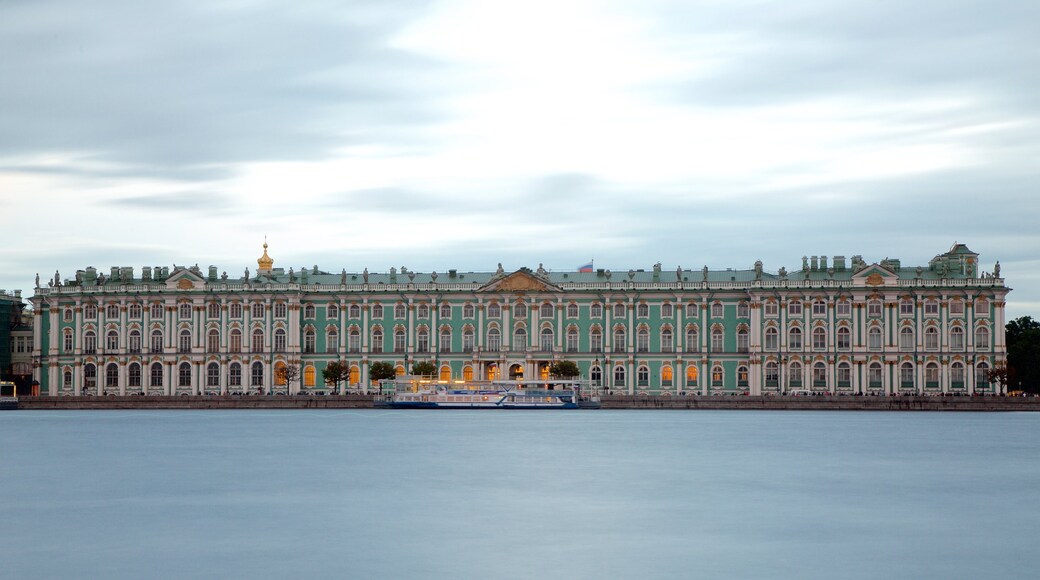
[105,192,236,213]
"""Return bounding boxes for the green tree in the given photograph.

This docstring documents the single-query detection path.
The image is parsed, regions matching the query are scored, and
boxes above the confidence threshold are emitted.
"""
[549,360,580,378]
[1006,316,1040,393]
[322,361,350,389]
[411,361,437,377]
[369,361,397,382]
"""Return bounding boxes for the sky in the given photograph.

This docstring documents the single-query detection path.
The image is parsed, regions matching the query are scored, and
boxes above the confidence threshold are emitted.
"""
[1,0,1038,318]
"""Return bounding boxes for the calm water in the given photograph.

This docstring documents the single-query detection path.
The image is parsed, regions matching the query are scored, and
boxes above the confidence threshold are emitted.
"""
[2,410,1038,579]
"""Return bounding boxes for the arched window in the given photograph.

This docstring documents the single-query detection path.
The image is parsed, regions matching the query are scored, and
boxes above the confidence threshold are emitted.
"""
[788,301,802,317]
[393,329,406,352]
[151,329,163,353]
[349,366,360,386]
[251,362,264,387]
[463,303,474,318]
[229,329,242,352]
[637,303,649,318]
[868,362,883,389]
[251,302,264,319]
[514,327,528,349]
[129,303,142,319]
[300,304,313,319]
[416,328,429,353]
[394,304,406,319]
[107,330,119,351]
[63,329,73,352]
[661,303,673,318]
[789,327,802,350]
[229,362,242,387]
[302,328,314,353]
[637,328,650,352]
[326,327,338,353]
[462,327,474,352]
[951,361,965,387]
[416,304,428,318]
[179,329,192,353]
[207,329,220,352]
[737,365,749,388]
[590,365,602,386]
[179,302,192,319]
[686,365,698,386]
[515,302,528,318]
[613,303,625,318]
[590,327,603,353]
[950,326,965,350]
[812,327,826,351]
[924,326,939,350]
[975,326,991,349]
[636,365,649,387]
[925,362,939,387]
[662,366,673,387]
[613,365,626,387]
[711,328,724,352]
[711,366,723,387]
[686,326,699,352]
[350,304,362,319]
[81,363,96,390]
[899,327,914,351]
[812,299,826,316]
[371,328,383,353]
[229,303,242,319]
[129,363,142,388]
[275,302,288,318]
[487,303,501,318]
[439,365,451,381]
[150,363,163,387]
[540,302,554,318]
[613,327,626,352]
[900,362,914,389]
[899,297,914,316]
[207,363,219,387]
[867,299,882,317]
[737,328,749,353]
[837,362,851,387]
[813,362,826,387]
[589,303,602,318]
[566,328,579,352]
[251,328,264,353]
[789,361,803,388]
[463,365,474,381]
[661,328,674,352]
[711,302,723,318]
[179,362,192,387]
[84,330,97,354]
[567,303,579,318]
[277,328,289,352]
[837,326,851,350]
[349,328,361,352]
[105,363,118,388]
[765,362,779,388]
[328,303,339,318]
[439,303,451,318]
[737,302,749,318]
[304,365,316,387]
[372,304,383,319]
[106,304,119,319]
[85,304,97,319]
[868,326,882,351]
[764,301,778,317]
[486,328,500,351]
[976,361,990,389]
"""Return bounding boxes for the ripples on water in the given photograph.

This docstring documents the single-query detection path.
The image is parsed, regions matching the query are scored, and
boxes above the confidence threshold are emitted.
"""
[2,410,1039,579]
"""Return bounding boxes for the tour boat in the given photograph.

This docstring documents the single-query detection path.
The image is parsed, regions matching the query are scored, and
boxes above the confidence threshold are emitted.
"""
[375,377,600,409]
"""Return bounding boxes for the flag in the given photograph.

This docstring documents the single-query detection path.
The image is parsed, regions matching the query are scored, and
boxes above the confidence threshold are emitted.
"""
[578,261,594,273]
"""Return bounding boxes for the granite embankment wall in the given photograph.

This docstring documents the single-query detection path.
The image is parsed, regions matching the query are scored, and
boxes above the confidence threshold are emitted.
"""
[11,394,1040,411]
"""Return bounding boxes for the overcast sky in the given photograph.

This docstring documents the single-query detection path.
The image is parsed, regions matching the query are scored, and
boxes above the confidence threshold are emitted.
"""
[1,0,1037,318]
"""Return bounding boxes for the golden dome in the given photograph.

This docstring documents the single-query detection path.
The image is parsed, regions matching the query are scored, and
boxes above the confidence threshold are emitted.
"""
[257,239,274,272]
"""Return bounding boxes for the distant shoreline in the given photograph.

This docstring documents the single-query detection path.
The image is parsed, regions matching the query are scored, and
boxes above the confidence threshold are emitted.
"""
[8,394,1040,412]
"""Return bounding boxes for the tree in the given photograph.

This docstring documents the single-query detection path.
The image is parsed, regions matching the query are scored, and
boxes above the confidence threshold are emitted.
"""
[411,361,437,377]
[987,364,1014,395]
[322,361,351,390]
[275,359,302,394]
[369,361,397,383]
[1006,316,1040,393]
[549,360,580,378]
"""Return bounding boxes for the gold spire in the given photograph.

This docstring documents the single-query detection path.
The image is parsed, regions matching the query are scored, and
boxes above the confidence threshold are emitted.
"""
[257,237,274,272]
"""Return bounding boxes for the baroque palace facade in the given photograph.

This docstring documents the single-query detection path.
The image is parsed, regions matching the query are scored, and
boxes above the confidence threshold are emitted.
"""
[29,243,1010,396]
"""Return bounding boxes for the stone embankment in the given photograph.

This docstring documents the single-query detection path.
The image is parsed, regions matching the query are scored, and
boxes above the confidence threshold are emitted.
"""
[10,394,1040,411]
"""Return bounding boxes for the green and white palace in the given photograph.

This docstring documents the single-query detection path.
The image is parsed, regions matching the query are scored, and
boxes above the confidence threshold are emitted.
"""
[28,242,1010,396]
